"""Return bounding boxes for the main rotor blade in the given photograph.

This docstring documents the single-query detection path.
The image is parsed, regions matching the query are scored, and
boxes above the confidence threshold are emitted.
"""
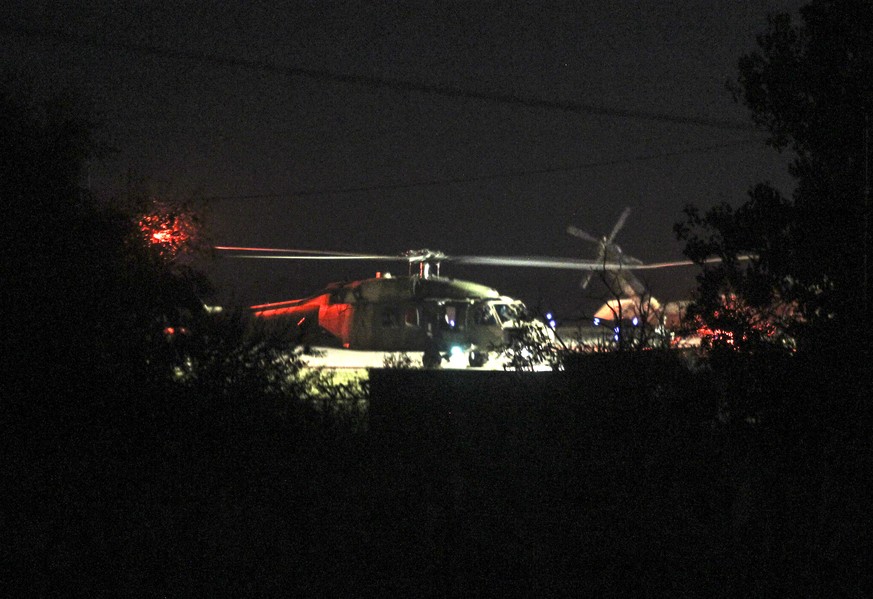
[226,254,409,260]
[451,254,749,270]
[216,245,753,269]
[215,245,405,260]
[631,256,752,269]
[606,207,631,244]
[450,256,645,270]
[566,225,599,243]
[228,254,724,269]
[216,245,389,257]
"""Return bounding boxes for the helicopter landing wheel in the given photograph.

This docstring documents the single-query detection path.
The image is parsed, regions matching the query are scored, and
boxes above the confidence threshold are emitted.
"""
[468,349,487,368]
[423,349,442,369]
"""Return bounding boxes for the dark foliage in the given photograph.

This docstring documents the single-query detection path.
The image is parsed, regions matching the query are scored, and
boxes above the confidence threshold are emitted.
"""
[2,78,366,596]
[677,0,873,356]
[365,358,871,597]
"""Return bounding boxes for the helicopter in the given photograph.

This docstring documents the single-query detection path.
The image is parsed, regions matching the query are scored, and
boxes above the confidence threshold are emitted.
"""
[216,248,551,367]
[568,207,669,327]
[566,208,754,345]
[215,214,727,366]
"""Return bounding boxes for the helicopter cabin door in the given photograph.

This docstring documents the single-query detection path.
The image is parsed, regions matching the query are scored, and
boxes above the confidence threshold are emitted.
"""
[350,302,427,350]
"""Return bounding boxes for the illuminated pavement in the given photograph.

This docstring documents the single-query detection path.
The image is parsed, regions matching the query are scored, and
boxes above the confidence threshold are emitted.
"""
[300,346,554,372]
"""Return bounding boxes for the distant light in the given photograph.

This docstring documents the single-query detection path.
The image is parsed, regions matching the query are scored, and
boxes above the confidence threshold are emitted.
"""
[614,326,621,333]
[632,316,639,326]
[613,334,620,342]
[450,345,463,357]
[548,319,556,329]
[545,312,553,320]
[593,317,600,326]
[137,202,197,260]
[449,319,456,327]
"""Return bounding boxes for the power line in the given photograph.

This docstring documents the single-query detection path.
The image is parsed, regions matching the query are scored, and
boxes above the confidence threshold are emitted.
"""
[3,25,756,132]
[195,139,760,200]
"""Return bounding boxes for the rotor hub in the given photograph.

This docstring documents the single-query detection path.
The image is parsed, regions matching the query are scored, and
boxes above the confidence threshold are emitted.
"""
[404,249,446,278]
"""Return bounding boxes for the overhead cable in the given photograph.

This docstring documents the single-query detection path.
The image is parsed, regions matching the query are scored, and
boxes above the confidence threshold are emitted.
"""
[3,25,756,132]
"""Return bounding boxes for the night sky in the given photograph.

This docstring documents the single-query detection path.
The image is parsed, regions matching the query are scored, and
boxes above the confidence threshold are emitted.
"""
[3,1,803,316]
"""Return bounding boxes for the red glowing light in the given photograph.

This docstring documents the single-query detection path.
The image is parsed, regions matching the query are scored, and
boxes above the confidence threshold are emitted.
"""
[137,202,198,260]
[151,229,174,244]
[693,292,790,350]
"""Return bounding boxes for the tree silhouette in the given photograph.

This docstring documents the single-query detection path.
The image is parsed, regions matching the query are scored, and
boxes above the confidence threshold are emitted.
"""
[676,0,873,356]
[3,77,371,595]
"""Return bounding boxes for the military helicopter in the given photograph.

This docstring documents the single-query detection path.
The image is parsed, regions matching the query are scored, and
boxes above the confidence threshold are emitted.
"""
[566,208,753,342]
[216,220,721,366]
[568,207,667,325]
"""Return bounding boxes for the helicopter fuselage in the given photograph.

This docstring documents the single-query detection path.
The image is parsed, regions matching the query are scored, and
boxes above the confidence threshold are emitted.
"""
[250,274,533,352]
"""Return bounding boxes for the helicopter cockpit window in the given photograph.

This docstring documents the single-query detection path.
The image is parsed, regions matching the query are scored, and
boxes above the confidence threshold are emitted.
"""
[494,303,522,325]
[473,304,498,325]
